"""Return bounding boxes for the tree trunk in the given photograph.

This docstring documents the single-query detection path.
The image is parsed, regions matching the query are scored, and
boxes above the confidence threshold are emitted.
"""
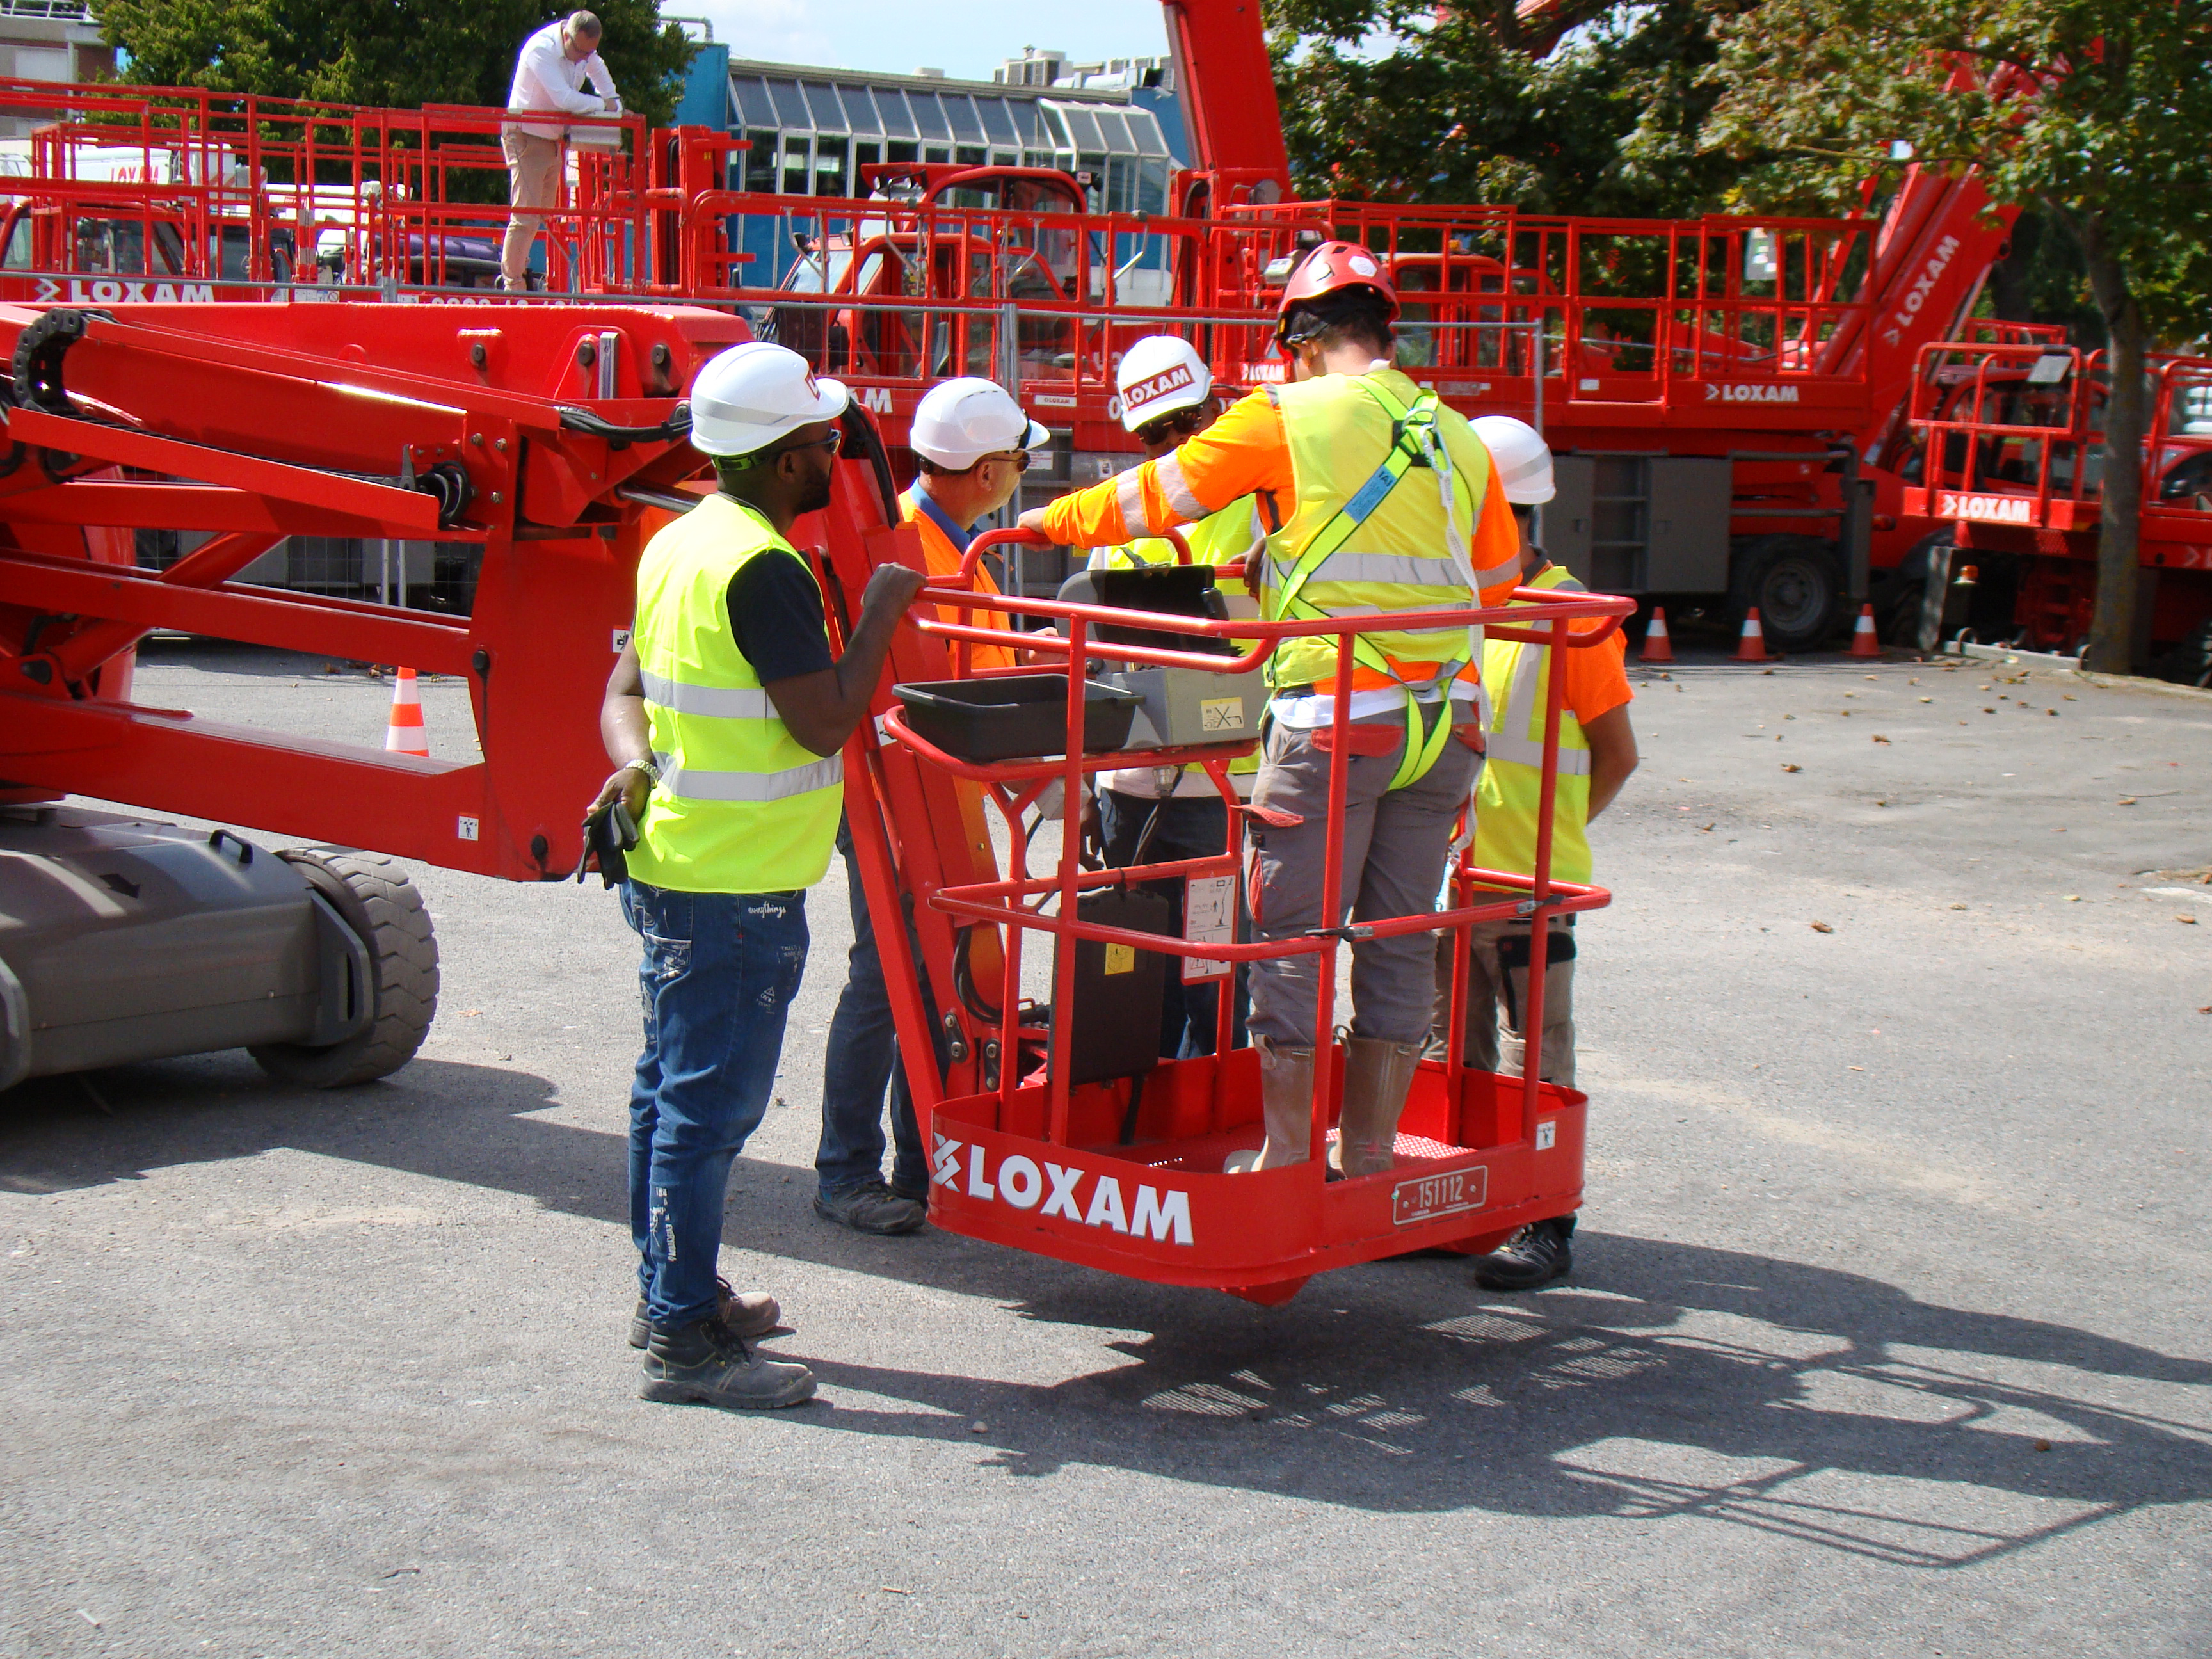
[2079,225,2144,675]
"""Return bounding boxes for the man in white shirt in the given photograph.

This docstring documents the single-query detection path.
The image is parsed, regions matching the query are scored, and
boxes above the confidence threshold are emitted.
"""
[502,10,620,289]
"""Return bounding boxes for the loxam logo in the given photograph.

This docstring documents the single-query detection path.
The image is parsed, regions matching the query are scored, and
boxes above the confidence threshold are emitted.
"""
[1878,234,1962,349]
[860,385,894,415]
[1703,382,1800,404]
[36,277,216,305]
[934,1134,1194,1246]
[1936,490,2035,525]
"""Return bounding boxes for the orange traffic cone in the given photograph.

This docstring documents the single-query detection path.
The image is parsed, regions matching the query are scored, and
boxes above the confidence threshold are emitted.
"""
[384,666,428,757]
[1848,603,1883,659]
[1733,607,1772,662]
[1640,605,1676,664]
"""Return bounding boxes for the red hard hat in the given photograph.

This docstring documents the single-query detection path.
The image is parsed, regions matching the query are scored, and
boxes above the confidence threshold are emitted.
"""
[1276,240,1399,333]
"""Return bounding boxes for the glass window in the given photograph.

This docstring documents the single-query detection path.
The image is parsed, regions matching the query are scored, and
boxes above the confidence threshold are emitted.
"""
[782,134,811,196]
[910,92,954,143]
[842,86,885,137]
[876,88,918,139]
[1137,156,1169,215]
[814,135,849,196]
[888,140,919,163]
[801,82,848,132]
[991,150,1018,169]
[1052,102,1105,152]
[924,145,951,164]
[767,79,808,127]
[1035,103,1070,148]
[853,139,882,188]
[1004,100,1040,147]
[1090,109,1133,153]
[943,93,985,143]
[1125,106,1171,157]
[979,97,1020,147]
[733,76,778,128]
[956,145,986,168]
[742,129,780,191]
[1078,153,1107,211]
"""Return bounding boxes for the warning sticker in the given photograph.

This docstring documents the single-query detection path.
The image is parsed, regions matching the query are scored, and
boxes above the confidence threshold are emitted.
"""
[1199,696,1246,733]
[1183,873,1234,982]
[1103,942,1136,975]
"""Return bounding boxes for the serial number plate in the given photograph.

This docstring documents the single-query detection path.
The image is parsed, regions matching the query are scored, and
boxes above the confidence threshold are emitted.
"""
[1392,1166,1489,1226]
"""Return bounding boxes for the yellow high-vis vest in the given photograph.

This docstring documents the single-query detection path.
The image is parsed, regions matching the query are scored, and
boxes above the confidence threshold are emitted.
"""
[1263,367,1509,789]
[1471,563,1596,886]
[625,493,844,894]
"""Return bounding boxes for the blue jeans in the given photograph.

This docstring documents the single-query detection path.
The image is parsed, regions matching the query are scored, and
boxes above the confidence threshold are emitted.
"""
[622,879,809,1331]
[1097,789,1247,1059]
[815,817,940,1199]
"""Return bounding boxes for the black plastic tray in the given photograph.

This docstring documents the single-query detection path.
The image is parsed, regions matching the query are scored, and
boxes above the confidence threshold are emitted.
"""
[894,675,1142,762]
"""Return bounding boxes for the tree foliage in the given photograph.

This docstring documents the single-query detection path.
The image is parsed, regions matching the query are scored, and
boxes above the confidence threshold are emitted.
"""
[94,0,696,127]
[1696,0,2212,668]
[1268,0,1753,216]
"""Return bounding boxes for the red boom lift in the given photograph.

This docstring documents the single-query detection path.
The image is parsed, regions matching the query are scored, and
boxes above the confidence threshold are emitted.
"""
[0,297,1624,1302]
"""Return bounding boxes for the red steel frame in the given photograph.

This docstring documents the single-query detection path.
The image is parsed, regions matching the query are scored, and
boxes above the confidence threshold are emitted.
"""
[827,520,1631,1300]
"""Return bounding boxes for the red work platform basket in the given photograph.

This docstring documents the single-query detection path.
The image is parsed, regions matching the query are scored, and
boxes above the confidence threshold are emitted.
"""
[832,519,1631,1304]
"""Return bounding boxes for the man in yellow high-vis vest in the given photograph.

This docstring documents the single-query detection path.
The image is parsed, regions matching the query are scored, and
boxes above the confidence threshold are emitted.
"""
[594,341,925,1409]
[1025,244,1524,1180]
[1431,417,1639,1290]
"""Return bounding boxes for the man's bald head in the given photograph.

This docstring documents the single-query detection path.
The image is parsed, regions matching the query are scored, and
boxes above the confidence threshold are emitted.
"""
[567,10,602,43]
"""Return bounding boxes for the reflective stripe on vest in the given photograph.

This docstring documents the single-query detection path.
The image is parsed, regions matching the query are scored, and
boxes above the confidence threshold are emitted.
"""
[625,493,844,894]
[658,752,846,801]
[1264,370,1493,789]
[1473,564,1594,885]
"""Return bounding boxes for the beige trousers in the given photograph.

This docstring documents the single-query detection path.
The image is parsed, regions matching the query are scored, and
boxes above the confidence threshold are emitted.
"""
[1428,914,1576,1087]
[501,129,562,285]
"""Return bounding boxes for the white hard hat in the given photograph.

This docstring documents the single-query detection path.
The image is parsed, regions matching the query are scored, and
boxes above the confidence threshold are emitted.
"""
[911,377,1050,469]
[1472,415,1555,505]
[1114,335,1212,433]
[689,341,849,458]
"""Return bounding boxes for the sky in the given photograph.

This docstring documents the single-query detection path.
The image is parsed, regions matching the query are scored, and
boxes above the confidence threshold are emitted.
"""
[676,0,1174,81]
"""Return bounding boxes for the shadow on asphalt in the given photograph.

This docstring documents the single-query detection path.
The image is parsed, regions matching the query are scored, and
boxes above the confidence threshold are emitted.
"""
[6,1056,2208,1562]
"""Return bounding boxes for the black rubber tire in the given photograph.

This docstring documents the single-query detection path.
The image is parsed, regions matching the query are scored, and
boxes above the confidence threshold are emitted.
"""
[250,849,438,1087]
[1729,534,1847,652]
[1878,581,1926,648]
[2151,620,2212,689]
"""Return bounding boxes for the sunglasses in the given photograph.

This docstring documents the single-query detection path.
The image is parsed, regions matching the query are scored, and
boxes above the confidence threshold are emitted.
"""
[773,430,843,460]
[982,448,1033,472]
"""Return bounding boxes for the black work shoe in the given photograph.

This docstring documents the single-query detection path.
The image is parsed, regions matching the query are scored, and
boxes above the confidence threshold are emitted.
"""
[815,1180,927,1235]
[639,1316,815,1410]
[628,1276,780,1349]
[1472,1217,1575,1291]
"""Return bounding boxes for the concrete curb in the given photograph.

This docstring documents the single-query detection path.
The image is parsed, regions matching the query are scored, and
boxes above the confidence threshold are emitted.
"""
[1943,641,2212,703]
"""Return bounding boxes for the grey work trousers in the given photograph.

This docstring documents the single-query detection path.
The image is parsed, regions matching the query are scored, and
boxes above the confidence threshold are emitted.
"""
[1244,717,1480,1049]
[1427,914,1576,1087]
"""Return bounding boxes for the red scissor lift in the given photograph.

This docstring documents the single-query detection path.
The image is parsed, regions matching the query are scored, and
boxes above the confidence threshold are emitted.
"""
[1902,337,2212,657]
[820,492,1631,1299]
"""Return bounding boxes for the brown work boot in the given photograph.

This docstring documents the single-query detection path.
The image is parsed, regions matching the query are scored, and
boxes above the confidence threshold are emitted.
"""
[1225,1037,1315,1173]
[629,1276,780,1349]
[1336,1034,1421,1178]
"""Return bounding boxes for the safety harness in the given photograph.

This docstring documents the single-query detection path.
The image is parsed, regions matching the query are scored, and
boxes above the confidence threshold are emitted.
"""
[1267,377,1486,790]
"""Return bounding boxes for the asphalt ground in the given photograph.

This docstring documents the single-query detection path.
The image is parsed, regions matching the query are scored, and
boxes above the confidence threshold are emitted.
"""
[3,640,2208,1658]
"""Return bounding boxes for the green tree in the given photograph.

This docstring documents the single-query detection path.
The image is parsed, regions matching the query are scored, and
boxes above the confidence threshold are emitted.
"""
[95,1,696,128]
[1696,0,2212,671]
[1268,0,1752,216]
